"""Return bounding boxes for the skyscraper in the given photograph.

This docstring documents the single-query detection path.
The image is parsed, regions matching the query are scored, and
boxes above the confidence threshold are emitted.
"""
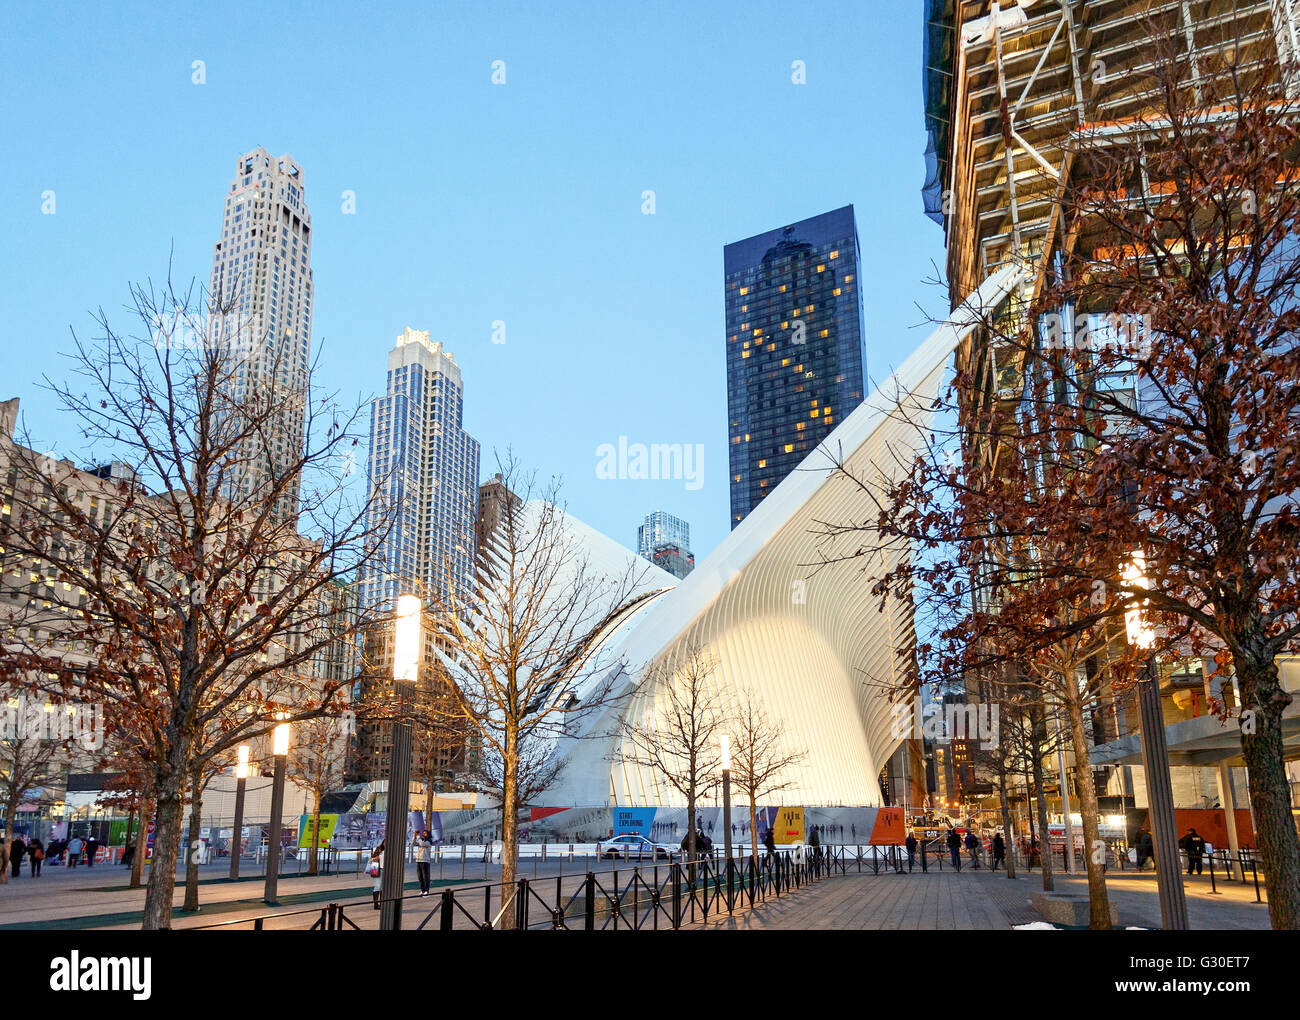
[649,541,694,580]
[723,206,866,526]
[636,510,690,560]
[209,147,314,519]
[360,328,481,612]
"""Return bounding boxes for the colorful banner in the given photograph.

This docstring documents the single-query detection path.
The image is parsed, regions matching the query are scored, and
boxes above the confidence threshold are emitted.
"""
[297,813,339,848]
[867,807,906,845]
[612,806,656,837]
[774,806,805,844]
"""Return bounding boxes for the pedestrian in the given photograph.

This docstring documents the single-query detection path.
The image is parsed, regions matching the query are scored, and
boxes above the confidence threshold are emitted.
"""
[27,837,44,877]
[413,829,433,896]
[9,834,24,878]
[1137,829,1154,871]
[991,831,1006,871]
[67,834,83,868]
[85,836,99,868]
[905,831,918,870]
[809,825,821,866]
[946,827,962,871]
[763,826,776,865]
[121,842,135,869]
[1179,827,1206,875]
[369,841,385,910]
[964,829,981,869]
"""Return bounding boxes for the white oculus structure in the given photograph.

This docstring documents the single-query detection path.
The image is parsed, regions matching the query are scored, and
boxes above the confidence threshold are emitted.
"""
[520,265,1027,810]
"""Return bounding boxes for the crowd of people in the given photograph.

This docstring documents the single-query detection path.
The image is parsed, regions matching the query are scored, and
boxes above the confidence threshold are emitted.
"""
[5,833,103,877]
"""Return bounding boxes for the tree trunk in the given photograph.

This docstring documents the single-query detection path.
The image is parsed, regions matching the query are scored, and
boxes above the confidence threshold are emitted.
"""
[142,761,187,930]
[130,795,149,889]
[3,800,17,882]
[1030,703,1054,892]
[1235,654,1300,929]
[997,763,1016,879]
[749,796,759,874]
[1064,690,1112,929]
[499,722,519,930]
[308,789,321,876]
[124,810,135,862]
[685,785,697,887]
[182,769,203,912]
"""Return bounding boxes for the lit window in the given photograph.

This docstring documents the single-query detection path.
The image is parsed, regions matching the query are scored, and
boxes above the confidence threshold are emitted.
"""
[758,459,767,468]
[783,444,794,453]
[833,288,842,296]
[740,287,749,295]
[830,250,839,259]
[816,265,825,273]
[820,329,829,338]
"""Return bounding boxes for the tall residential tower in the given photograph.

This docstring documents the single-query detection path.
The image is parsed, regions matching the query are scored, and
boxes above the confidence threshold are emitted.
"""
[723,206,866,526]
[210,147,314,519]
[360,328,481,612]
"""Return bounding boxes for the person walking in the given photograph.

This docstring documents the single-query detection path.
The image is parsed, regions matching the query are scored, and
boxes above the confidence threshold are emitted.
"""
[84,836,99,868]
[946,827,962,871]
[763,826,777,865]
[413,829,433,896]
[27,837,44,877]
[991,831,1006,872]
[1180,827,1206,875]
[1137,829,1154,871]
[964,829,981,869]
[66,834,83,868]
[369,841,385,910]
[905,831,918,871]
[9,834,24,878]
[809,825,821,868]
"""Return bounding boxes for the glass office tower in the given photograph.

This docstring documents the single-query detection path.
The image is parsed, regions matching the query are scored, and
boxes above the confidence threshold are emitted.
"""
[723,205,865,527]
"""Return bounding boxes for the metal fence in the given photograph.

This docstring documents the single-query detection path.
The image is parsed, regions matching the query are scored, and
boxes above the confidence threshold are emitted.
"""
[190,844,875,931]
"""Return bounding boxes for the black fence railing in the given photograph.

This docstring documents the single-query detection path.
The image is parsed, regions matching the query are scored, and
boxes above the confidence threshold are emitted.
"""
[191,844,863,931]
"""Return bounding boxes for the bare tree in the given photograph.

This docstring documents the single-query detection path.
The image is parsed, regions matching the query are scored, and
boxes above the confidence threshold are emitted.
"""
[0,273,395,928]
[285,714,349,875]
[822,35,1300,927]
[616,645,725,876]
[0,721,61,883]
[430,454,644,927]
[727,689,807,872]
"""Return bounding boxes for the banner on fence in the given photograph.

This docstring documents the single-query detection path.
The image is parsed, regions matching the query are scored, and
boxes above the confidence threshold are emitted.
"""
[774,806,805,844]
[298,813,339,848]
[612,806,656,837]
[867,807,906,845]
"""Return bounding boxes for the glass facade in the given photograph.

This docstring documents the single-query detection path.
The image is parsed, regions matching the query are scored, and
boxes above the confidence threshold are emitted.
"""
[360,329,480,613]
[723,205,865,526]
[636,510,691,560]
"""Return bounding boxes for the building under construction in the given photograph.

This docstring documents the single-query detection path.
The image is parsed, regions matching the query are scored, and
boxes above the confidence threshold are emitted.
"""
[922,0,1300,845]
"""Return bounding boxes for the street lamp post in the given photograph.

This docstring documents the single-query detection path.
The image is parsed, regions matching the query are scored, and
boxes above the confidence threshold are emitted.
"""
[721,733,733,904]
[380,594,420,931]
[229,744,249,881]
[1124,551,1189,930]
[262,716,290,905]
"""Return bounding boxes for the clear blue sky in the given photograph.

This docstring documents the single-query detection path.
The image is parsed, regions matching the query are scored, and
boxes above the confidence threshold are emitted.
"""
[0,0,947,560]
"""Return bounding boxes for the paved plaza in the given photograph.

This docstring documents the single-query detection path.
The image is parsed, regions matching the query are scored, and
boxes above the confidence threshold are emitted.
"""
[0,852,1273,930]
[699,867,1272,930]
